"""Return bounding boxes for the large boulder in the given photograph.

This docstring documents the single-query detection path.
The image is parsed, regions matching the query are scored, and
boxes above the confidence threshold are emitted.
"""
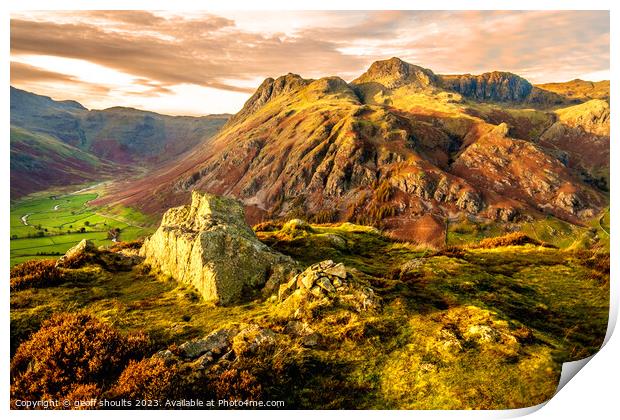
[141,191,298,305]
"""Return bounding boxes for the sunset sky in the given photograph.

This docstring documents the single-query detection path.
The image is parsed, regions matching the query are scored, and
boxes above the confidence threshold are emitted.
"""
[10,10,610,116]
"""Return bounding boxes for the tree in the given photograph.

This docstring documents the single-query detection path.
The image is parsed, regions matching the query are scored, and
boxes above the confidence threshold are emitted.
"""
[107,228,121,240]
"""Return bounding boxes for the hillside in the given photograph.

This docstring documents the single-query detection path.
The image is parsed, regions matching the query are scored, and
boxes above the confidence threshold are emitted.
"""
[98,58,609,244]
[536,79,610,102]
[10,87,229,198]
[10,192,609,409]
[10,126,119,198]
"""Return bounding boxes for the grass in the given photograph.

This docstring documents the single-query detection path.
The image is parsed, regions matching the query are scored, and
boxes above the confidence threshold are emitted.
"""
[445,211,609,251]
[10,219,609,409]
[257,223,608,408]
[10,188,155,266]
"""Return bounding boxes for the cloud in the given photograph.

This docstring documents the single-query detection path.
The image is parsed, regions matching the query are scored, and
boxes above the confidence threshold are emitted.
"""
[11,61,80,84]
[9,10,609,114]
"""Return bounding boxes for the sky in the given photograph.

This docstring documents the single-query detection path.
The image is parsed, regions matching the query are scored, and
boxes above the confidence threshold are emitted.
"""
[10,10,610,116]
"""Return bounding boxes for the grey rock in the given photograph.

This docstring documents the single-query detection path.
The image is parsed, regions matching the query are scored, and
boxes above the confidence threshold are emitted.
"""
[317,277,336,293]
[141,192,298,305]
[179,328,235,359]
[323,262,347,279]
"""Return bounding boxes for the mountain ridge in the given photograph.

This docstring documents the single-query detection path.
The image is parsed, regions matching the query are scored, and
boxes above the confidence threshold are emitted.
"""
[96,57,609,244]
[10,87,230,198]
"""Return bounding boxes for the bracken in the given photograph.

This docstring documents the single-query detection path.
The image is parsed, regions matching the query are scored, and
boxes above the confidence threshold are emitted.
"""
[10,259,64,291]
[10,312,150,408]
[106,357,177,401]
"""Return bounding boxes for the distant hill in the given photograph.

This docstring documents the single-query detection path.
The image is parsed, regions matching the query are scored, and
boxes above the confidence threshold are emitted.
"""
[536,79,610,102]
[10,87,229,198]
[97,58,609,242]
[10,126,118,197]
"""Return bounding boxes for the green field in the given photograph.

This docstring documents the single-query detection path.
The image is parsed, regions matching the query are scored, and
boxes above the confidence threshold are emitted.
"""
[10,190,155,266]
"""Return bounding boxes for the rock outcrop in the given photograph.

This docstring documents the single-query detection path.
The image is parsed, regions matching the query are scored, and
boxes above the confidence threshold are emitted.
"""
[56,239,136,271]
[440,71,533,102]
[225,73,310,127]
[555,99,610,136]
[277,260,379,319]
[141,192,298,305]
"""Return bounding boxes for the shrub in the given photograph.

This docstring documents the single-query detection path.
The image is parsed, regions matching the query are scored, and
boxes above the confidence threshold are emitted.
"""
[108,239,144,253]
[253,220,283,232]
[214,368,263,401]
[374,180,394,203]
[475,233,545,249]
[10,259,64,291]
[106,357,177,401]
[574,250,610,283]
[64,384,100,410]
[310,209,340,224]
[354,203,397,226]
[10,312,149,406]
[434,246,466,259]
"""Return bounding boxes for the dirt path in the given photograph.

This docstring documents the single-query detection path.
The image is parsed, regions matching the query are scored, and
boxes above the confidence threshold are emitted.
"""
[20,214,31,226]
[70,182,107,195]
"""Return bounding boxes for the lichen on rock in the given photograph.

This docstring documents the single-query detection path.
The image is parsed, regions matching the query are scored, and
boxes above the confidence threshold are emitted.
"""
[141,191,298,305]
[276,260,379,320]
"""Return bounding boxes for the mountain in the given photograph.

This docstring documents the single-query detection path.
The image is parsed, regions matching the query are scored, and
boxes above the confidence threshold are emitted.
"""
[536,79,610,102]
[10,87,229,198]
[10,126,118,198]
[352,58,567,105]
[92,58,609,242]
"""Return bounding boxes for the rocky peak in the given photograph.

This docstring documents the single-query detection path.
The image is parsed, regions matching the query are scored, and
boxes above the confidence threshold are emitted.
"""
[226,73,310,126]
[308,76,352,94]
[141,192,298,305]
[352,57,439,89]
[439,71,533,102]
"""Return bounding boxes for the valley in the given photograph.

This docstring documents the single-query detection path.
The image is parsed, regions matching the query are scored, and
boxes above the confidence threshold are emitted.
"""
[10,184,154,266]
[10,87,230,199]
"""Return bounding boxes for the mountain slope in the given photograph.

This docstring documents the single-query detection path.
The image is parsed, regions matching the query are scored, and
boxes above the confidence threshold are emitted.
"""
[10,87,230,164]
[10,87,229,197]
[10,126,118,198]
[98,58,609,242]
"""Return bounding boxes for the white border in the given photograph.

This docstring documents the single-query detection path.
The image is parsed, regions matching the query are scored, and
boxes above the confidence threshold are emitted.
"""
[2,1,617,419]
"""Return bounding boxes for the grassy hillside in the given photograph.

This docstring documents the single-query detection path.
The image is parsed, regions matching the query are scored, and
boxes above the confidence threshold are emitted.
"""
[445,210,609,251]
[10,87,229,198]
[10,126,120,198]
[10,220,608,409]
[10,87,229,165]
[536,80,610,102]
